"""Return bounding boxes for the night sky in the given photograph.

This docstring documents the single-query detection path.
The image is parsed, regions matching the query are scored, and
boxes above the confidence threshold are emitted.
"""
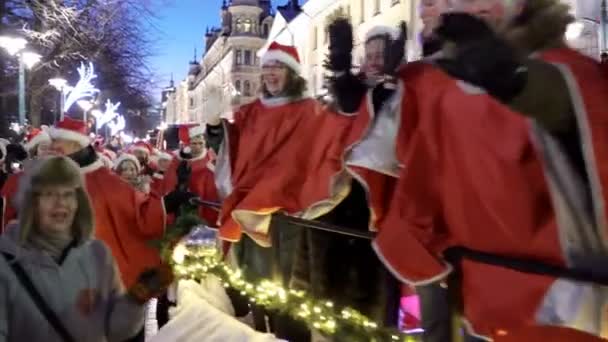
[150,0,222,98]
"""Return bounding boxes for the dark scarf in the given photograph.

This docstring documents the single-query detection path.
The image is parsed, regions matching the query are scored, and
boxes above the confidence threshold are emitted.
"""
[68,145,98,168]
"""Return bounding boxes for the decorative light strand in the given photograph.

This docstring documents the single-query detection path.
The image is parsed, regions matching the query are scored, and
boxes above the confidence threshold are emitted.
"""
[171,245,420,342]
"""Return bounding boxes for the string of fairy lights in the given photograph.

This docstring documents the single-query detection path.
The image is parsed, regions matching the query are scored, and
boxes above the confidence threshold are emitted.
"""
[154,209,420,341]
[165,225,420,341]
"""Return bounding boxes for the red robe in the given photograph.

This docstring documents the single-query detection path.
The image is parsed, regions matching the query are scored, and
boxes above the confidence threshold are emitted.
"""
[161,150,219,226]
[216,97,353,246]
[1,172,20,232]
[341,82,409,231]
[2,159,166,287]
[374,49,608,340]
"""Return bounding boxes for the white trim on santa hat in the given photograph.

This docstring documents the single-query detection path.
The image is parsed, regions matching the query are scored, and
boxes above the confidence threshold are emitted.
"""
[113,153,141,172]
[24,130,51,151]
[189,125,205,138]
[365,26,399,43]
[48,127,91,147]
[262,50,301,74]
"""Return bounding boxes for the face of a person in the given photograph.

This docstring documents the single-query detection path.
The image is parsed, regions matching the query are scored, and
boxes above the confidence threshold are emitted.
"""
[118,160,138,182]
[50,139,83,156]
[449,0,522,29]
[157,158,171,172]
[420,0,450,37]
[262,61,289,96]
[363,38,386,78]
[189,136,206,157]
[37,185,78,235]
[36,141,51,158]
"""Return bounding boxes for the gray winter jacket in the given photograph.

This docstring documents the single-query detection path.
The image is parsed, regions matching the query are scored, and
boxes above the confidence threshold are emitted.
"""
[0,227,145,342]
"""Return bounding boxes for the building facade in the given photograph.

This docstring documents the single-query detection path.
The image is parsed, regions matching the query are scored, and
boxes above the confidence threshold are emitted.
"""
[184,0,273,123]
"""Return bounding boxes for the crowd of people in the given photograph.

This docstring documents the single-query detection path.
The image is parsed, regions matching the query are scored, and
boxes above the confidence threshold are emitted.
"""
[0,0,607,341]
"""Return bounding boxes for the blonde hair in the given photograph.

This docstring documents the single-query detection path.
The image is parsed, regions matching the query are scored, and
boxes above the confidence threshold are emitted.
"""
[16,156,94,244]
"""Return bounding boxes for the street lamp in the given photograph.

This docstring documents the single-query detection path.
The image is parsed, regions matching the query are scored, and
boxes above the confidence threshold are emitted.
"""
[0,33,41,126]
[0,36,26,56]
[49,77,68,119]
[77,100,94,121]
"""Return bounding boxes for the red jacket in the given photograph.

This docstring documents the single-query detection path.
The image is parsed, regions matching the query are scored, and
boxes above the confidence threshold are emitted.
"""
[374,50,608,340]
[216,97,353,246]
[161,151,219,226]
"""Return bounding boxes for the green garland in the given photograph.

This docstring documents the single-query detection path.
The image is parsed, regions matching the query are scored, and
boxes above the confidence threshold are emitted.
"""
[154,211,421,342]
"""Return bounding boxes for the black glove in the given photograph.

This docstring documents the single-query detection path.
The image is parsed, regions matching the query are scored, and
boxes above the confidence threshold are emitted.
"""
[128,265,174,304]
[163,189,196,214]
[324,18,354,72]
[434,13,527,103]
[383,21,407,76]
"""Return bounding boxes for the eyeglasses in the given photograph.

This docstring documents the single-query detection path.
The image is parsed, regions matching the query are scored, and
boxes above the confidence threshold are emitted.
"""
[36,190,78,203]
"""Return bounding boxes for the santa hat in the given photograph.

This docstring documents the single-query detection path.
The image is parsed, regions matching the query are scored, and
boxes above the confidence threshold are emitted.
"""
[113,153,141,172]
[24,127,51,151]
[178,124,203,146]
[129,141,152,155]
[48,117,91,147]
[261,42,301,74]
[0,138,8,162]
[365,26,400,43]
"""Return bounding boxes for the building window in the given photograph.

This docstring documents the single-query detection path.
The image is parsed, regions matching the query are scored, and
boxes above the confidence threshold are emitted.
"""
[244,50,252,65]
[374,0,380,15]
[360,0,365,23]
[313,27,318,50]
[244,80,251,96]
[190,98,194,107]
[263,23,269,37]
[235,49,242,65]
[243,18,253,32]
[235,80,241,93]
[254,55,259,66]
[235,18,242,32]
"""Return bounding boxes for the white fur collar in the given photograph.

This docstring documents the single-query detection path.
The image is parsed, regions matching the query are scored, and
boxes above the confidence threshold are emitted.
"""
[260,95,310,107]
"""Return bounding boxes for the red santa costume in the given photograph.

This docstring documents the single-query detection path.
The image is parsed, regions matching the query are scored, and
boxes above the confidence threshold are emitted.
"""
[161,125,219,226]
[1,128,53,231]
[213,42,352,246]
[373,46,608,340]
[38,117,167,288]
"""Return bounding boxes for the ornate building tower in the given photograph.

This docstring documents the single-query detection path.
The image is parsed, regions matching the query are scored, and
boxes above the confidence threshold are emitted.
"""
[189,0,274,123]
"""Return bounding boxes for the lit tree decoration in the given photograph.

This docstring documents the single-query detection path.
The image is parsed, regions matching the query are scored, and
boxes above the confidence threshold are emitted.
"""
[92,99,121,128]
[108,115,126,136]
[63,62,99,112]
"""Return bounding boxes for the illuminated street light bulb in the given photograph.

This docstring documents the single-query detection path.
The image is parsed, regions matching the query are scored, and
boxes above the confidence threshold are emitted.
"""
[157,121,168,130]
[49,77,68,90]
[0,36,27,56]
[566,21,585,41]
[9,122,21,133]
[22,51,42,69]
[77,100,94,112]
